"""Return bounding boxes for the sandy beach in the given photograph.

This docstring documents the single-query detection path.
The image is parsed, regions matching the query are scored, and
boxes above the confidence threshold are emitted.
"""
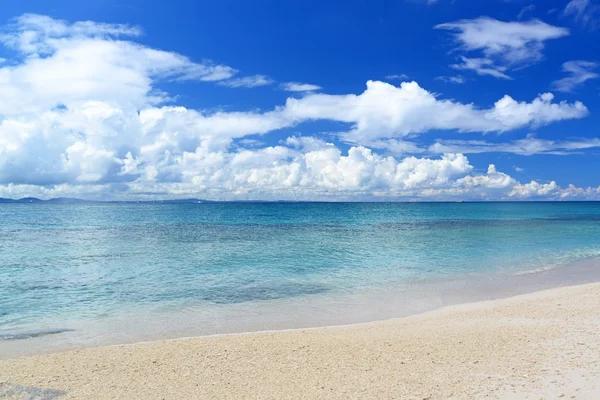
[1,282,599,399]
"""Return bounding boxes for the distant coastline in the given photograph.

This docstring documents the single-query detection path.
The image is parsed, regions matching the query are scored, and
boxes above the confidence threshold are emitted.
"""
[1,197,600,204]
[0,197,307,204]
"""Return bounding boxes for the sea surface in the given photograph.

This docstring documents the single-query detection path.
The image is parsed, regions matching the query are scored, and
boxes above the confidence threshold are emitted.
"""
[1,202,600,357]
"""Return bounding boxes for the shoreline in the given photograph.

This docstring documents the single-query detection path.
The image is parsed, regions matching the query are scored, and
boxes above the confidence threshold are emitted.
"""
[1,282,599,399]
[2,255,600,360]
[29,276,600,352]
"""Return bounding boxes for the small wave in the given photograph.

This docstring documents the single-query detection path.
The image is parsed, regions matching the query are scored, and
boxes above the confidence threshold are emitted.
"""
[543,214,600,222]
[203,283,330,304]
[0,328,74,340]
[511,264,560,276]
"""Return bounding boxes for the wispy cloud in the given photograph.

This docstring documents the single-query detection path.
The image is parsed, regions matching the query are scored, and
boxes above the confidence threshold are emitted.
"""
[429,136,600,156]
[564,0,600,30]
[280,82,321,92]
[436,17,569,79]
[517,5,536,20]
[406,0,440,5]
[435,75,466,84]
[385,74,409,80]
[552,60,599,92]
[219,75,274,88]
[450,57,512,80]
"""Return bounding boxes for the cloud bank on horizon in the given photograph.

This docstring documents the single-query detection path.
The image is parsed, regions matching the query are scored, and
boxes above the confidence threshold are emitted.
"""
[0,7,599,201]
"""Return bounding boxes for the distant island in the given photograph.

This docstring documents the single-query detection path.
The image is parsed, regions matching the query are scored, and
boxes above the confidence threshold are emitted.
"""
[0,197,198,204]
[0,197,308,204]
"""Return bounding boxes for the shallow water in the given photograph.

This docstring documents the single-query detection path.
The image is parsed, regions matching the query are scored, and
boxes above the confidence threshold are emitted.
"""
[1,202,600,357]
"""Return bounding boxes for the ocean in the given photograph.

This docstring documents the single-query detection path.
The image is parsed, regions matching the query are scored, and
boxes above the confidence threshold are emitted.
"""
[1,202,600,357]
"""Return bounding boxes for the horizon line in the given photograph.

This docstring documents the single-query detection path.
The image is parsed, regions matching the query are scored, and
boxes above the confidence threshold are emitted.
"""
[1,197,599,204]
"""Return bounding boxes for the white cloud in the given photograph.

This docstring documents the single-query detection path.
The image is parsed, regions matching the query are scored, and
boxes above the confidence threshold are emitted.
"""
[408,0,440,5]
[436,17,569,78]
[1,14,237,84]
[517,5,536,20]
[219,75,274,88]
[0,14,595,201]
[435,17,569,65]
[559,184,600,199]
[429,136,600,155]
[509,180,559,197]
[368,139,425,155]
[564,0,600,30]
[0,14,239,116]
[1,136,598,200]
[284,136,333,152]
[552,60,599,92]
[0,13,143,54]
[236,138,265,148]
[385,74,409,80]
[435,75,467,84]
[456,163,516,190]
[0,78,588,195]
[280,82,322,92]
[509,180,600,199]
[450,57,512,80]
[284,81,587,143]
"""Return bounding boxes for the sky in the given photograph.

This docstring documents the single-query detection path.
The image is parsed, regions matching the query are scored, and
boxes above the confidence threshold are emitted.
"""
[0,0,599,201]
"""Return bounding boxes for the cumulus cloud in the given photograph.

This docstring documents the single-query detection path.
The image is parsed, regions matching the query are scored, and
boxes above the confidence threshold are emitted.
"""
[281,82,322,92]
[552,61,599,92]
[436,17,569,78]
[1,136,598,200]
[456,164,516,191]
[0,14,595,201]
[286,81,587,143]
[0,14,239,115]
[558,184,600,199]
[509,180,560,197]
[506,179,600,200]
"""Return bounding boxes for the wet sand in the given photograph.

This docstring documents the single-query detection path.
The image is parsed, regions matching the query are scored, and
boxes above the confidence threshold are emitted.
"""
[1,283,599,399]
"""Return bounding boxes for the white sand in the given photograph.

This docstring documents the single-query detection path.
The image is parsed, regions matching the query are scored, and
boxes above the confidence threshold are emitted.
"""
[1,283,599,399]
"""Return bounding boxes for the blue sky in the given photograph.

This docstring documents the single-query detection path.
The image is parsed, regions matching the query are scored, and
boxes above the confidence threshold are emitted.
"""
[0,0,598,200]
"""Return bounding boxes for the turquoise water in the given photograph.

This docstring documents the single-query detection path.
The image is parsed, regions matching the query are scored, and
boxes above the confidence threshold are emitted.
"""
[1,202,600,355]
